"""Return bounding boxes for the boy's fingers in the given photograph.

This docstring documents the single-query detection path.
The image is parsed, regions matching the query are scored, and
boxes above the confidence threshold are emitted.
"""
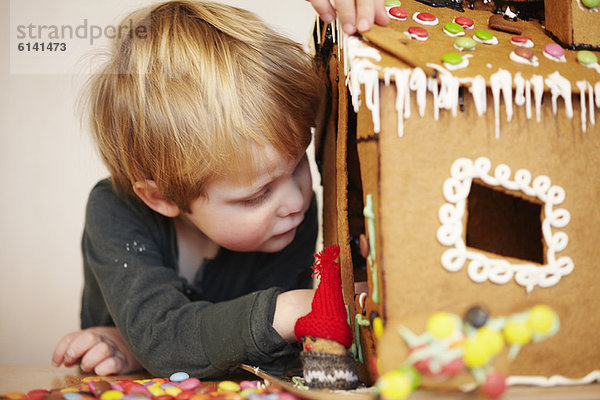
[334,0,358,34]
[79,341,116,373]
[373,0,391,26]
[94,356,124,376]
[52,331,80,366]
[308,0,337,23]
[62,330,103,366]
[355,0,376,32]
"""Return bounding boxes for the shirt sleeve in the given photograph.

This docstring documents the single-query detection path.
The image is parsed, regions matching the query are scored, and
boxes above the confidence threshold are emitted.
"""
[80,180,300,378]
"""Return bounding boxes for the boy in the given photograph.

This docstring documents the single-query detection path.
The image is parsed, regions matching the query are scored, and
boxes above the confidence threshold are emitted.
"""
[52,0,323,378]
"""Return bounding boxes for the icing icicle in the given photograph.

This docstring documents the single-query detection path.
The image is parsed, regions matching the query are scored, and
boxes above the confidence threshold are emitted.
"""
[489,69,513,138]
[576,81,588,133]
[545,71,574,119]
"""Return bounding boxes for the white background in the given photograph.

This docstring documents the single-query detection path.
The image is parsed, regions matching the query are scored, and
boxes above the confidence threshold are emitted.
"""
[0,0,319,365]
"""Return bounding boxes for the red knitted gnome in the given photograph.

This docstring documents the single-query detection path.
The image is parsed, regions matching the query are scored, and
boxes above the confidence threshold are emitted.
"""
[294,244,358,389]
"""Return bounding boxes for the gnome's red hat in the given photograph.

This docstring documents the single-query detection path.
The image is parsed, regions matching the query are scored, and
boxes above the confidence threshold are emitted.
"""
[294,244,353,349]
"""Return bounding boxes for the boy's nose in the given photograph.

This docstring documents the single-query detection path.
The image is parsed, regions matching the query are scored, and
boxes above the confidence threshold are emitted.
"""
[277,178,304,217]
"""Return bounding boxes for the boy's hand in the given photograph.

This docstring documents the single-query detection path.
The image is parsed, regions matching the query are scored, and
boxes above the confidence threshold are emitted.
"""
[273,289,315,342]
[307,0,390,34]
[52,327,143,376]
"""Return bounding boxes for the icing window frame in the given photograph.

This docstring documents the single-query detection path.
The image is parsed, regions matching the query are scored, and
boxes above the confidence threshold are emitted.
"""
[436,157,574,293]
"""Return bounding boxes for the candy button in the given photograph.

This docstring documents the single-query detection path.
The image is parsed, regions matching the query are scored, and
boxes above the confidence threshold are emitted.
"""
[169,372,190,383]
[455,37,476,50]
[442,52,464,66]
[389,7,408,20]
[504,319,532,345]
[578,50,598,65]
[544,43,565,58]
[454,16,474,29]
[4,393,26,400]
[582,0,600,8]
[528,304,556,334]
[99,390,123,400]
[377,370,413,400]
[164,387,182,397]
[416,12,436,22]
[465,305,488,327]
[407,26,428,39]
[444,22,464,35]
[514,46,534,60]
[463,337,492,368]
[475,29,493,41]
[483,372,507,399]
[385,0,402,6]
[426,311,458,337]
[178,377,201,391]
[477,326,504,355]
[512,36,533,46]
[217,381,240,392]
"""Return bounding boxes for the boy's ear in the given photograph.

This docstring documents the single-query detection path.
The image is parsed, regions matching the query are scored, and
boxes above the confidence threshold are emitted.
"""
[133,180,181,218]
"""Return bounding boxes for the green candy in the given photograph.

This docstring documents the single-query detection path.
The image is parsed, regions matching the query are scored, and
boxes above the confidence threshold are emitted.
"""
[578,50,598,65]
[444,22,464,35]
[475,29,494,41]
[385,0,402,6]
[442,52,463,65]
[582,0,600,8]
[455,37,477,50]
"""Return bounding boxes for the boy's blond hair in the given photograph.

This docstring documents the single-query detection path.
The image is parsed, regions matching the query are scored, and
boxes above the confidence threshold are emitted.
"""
[85,1,323,211]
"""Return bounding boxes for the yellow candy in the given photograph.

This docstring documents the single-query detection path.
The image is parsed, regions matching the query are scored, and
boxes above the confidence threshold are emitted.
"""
[217,381,240,392]
[100,390,124,400]
[373,317,384,339]
[504,320,532,345]
[426,312,457,339]
[477,326,504,356]
[147,385,165,397]
[529,305,556,334]
[378,370,413,400]
[463,336,491,368]
[3,393,26,400]
[164,386,182,396]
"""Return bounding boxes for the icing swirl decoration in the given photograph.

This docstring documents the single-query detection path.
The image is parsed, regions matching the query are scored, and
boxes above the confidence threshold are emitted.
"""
[437,157,574,292]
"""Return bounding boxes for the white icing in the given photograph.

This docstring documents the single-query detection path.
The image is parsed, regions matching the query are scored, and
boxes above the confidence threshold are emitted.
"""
[531,74,544,122]
[507,370,600,387]
[511,38,534,48]
[437,157,573,293]
[409,68,428,117]
[576,81,588,133]
[427,64,460,117]
[427,75,440,120]
[596,82,600,107]
[490,69,513,138]
[467,75,487,116]
[545,71,573,119]
[412,12,439,25]
[389,68,411,137]
[504,6,517,18]
[443,28,465,37]
[510,51,539,67]
[582,61,600,74]
[525,79,532,120]
[344,35,383,132]
[588,82,596,126]
[542,51,567,63]
[577,0,599,12]
[404,31,428,41]
[473,35,498,45]
[514,73,525,106]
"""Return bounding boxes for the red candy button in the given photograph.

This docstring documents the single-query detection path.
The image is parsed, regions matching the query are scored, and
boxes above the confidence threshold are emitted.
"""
[454,16,474,28]
[416,12,436,22]
[512,35,532,43]
[389,6,408,20]
[408,26,429,39]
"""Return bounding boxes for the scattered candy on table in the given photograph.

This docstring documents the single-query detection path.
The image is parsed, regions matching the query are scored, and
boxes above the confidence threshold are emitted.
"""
[0,375,303,400]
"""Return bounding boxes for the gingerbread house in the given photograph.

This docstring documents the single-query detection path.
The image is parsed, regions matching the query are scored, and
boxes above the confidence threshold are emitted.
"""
[314,0,600,396]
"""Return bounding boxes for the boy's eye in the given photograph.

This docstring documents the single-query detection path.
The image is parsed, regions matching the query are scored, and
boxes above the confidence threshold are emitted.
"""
[242,189,270,206]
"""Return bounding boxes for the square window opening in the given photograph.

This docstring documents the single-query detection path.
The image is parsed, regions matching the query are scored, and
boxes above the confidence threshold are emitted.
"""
[466,181,544,264]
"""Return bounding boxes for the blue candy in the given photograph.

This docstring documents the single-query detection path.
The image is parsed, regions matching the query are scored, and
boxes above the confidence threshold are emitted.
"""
[169,371,190,382]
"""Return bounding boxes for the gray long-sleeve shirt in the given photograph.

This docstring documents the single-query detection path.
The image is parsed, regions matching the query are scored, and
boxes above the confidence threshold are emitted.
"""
[80,179,317,378]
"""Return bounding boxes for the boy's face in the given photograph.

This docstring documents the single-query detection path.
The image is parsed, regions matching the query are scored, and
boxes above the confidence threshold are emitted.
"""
[183,146,313,253]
